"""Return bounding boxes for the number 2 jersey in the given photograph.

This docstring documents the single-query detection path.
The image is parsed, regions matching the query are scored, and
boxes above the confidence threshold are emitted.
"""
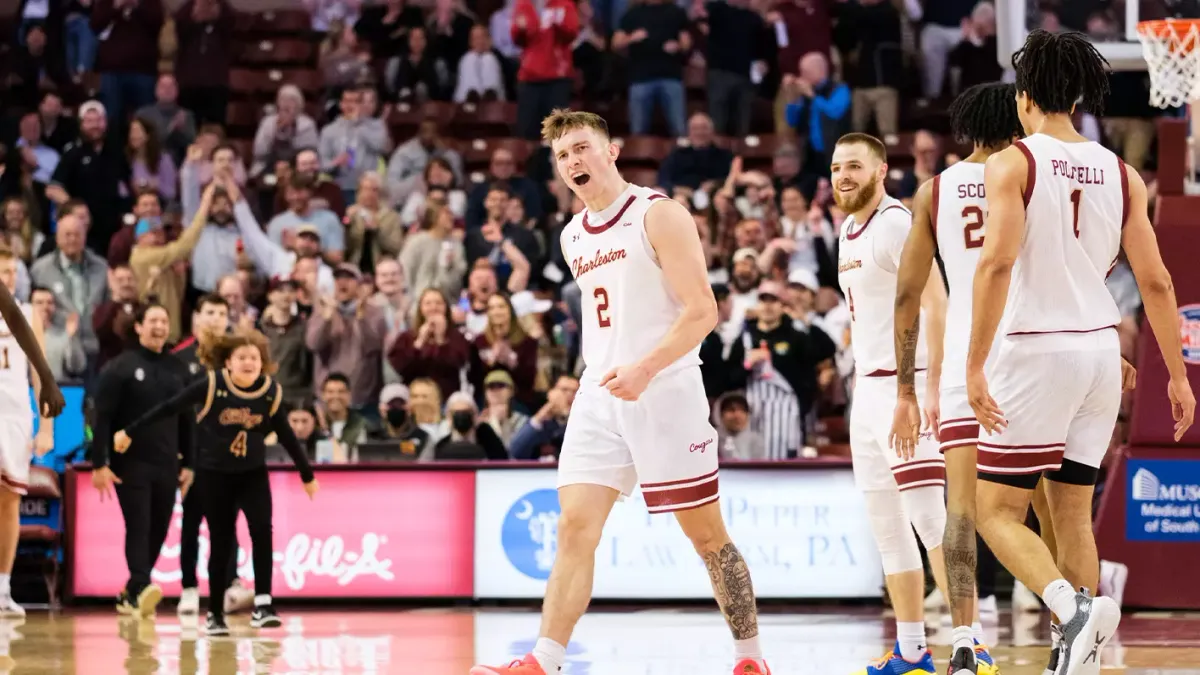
[0,303,33,420]
[560,183,701,382]
[123,369,315,481]
[837,194,928,377]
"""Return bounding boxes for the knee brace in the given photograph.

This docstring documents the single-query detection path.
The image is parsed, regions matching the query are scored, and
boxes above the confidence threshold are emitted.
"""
[902,484,947,551]
[862,489,923,575]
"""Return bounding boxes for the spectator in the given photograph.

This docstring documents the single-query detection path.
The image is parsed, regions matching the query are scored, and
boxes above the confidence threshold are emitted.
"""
[0,197,44,275]
[693,0,767,137]
[107,188,163,267]
[259,277,312,407]
[715,391,766,459]
[320,20,373,93]
[91,0,164,126]
[386,118,464,206]
[306,0,362,33]
[775,186,836,285]
[489,0,521,73]
[216,274,256,329]
[251,86,321,179]
[399,157,468,227]
[127,117,178,202]
[284,405,324,460]
[235,185,336,294]
[355,0,425,58]
[186,124,248,186]
[30,286,87,381]
[427,0,475,69]
[464,148,541,229]
[47,101,132,254]
[9,24,65,110]
[65,0,99,81]
[174,0,233,126]
[434,391,508,460]
[273,148,347,218]
[782,52,850,175]
[371,257,409,384]
[946,2,1001,97]
[319,86,393,205]
[13,109,59,190]
[459,263,499,336]
[454,25,506,103]
[508,373,578,459]
[399,204,468,301]
[699,283,744,399]
[510,0,578,139]
[834,0,903,141]
[768,0,835,130]
[656,113,733,195]
[92,263,141,368]
[895,130,943,202]
[370,383,432,458]
[571,0,607,103]
[386,25,451,102]
[613,0,688,137]
[469,293,538,406]
[129,183,213,341]
[136,74,198,167]
[179,176,238,295]
[408,377,447,442]
[306,263,389,408]
[479,369,529,447]
[317,372,369,456]
[387,287,470,400]
[30,209,109,362]
[345,172,404,275]
[465,185,537,288]
[919,0,976,100]
[266,174,346,264]
[38,91,78,155]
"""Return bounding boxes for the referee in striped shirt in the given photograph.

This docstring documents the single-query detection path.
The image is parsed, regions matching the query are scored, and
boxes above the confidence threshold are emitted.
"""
[740,280,836,459]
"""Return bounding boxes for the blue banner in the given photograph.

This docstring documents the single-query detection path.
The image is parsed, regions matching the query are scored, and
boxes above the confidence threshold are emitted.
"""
[1126,459,1200,541]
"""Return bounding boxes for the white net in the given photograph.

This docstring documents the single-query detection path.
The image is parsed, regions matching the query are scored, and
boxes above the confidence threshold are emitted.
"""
[1137,19,1200,108]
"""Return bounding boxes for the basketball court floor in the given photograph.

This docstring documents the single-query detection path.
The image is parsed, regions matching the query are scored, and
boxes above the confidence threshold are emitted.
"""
[1,606,1195,674]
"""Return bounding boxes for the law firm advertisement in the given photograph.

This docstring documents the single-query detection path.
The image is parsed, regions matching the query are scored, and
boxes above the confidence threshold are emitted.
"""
[1126,458,1200,541]
[474,468,884,599]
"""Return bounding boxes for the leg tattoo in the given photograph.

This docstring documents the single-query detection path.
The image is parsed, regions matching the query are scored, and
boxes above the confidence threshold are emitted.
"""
[945,512,978,605]
[703,543,759,639]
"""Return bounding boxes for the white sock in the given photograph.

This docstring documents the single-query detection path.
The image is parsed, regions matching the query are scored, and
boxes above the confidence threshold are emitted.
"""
[532,637,566,673]
[952,625,975,654]
[733,636,766,669]
[897,621,927,662]
[971,622,984,643]
[1041,579,1078,623]
[254,594,271,608]
[0,574,10,595]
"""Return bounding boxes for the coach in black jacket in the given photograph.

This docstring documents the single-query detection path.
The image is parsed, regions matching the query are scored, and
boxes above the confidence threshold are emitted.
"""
[89,303,194,617]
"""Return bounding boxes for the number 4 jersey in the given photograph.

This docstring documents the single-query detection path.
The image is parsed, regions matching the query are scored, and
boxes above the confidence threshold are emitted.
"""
[561,183,701,382]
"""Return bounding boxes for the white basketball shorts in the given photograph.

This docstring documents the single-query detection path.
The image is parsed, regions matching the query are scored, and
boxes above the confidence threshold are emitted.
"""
[557,366,720,514]
[977,329,1121,476]
[0,415,33,495]
[850,372,946,493]
[938,384,980,454]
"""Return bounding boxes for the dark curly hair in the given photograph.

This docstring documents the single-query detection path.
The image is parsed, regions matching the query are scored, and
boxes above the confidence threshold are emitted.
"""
[1012,29,1111,115]
[197,329,278,376]
[948,83,1024,150]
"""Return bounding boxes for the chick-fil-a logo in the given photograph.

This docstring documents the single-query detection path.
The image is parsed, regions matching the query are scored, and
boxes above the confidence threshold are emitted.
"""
[69,469,475,598]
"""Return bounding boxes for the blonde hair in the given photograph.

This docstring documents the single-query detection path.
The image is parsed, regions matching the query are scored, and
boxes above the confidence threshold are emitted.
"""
[540,109,610,144]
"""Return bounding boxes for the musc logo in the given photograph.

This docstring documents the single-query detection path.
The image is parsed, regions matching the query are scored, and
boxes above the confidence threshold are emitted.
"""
[501,489,561,580]
[1131,467,1200,502]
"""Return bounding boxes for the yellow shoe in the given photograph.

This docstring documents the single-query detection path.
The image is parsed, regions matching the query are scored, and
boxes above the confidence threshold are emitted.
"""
[975,642,1000,675]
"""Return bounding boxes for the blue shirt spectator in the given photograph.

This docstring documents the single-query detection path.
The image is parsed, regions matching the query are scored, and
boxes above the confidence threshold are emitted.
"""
[782,52,851,173]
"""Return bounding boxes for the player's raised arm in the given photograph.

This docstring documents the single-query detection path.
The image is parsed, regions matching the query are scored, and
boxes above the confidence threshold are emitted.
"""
[0,281,63,417]
[895,178,940,399]
[634,199,719,378]
[1120,166,1195,439]
[967,146,1027,374]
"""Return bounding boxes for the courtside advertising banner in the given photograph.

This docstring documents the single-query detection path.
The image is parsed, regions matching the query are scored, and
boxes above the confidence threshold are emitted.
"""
[70,470,476,598]
[474,469,884,599]
[1126,458,1200,541]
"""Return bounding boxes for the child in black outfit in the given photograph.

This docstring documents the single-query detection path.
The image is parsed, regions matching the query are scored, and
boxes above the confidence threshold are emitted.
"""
[115,329,319,635]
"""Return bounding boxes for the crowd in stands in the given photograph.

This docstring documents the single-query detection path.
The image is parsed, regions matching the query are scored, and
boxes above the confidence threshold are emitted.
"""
[0,0,1164,465]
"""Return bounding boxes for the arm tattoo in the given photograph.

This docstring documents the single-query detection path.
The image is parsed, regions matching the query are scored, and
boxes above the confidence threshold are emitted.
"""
[703,543,759,640]
[944,513,978,606]
[897,314,920,390]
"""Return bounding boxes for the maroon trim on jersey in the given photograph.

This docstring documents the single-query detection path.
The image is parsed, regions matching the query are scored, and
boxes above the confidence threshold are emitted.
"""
[929,174,941,239]
[863,367,926,377]
[977,442,1065,474]
[582,195,637,235]
[647,192,667,201]
[894,459,946,491]
[1013,140,1036,208]
[171,336,197,354]
[1007,323,1117,337]
[1118,161,1131,229]
[844,203,908,241]
[641,470,720,513]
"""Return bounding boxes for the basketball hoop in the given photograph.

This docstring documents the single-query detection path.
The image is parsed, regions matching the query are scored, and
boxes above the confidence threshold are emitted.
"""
[1137,19,1200,108]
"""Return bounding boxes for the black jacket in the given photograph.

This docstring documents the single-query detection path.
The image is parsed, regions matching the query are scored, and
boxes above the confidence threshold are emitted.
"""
[90,344,194,472]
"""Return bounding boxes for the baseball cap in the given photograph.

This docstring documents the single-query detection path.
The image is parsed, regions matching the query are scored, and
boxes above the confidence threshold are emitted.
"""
[732,247,758,264]
[134,217,163,238]
[787,268,819,293]
[484,370,515,388]
[295,224,321,240]
[267,276,297,293]
[380,383,410,404]
[78,100,106,118]
[334,262,363,280]
[757,280,785,299]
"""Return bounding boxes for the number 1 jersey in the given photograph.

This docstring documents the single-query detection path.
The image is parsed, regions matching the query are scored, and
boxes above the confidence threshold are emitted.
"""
[560,183,701,382]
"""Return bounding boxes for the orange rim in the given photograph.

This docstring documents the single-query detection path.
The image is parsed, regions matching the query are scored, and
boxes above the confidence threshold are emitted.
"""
[1138,19,1200,54]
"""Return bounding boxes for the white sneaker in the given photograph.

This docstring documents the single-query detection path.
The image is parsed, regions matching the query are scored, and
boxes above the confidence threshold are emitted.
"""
[224,580,254,615]
[0,596,25,619]
[177,587,199,616]
[924,587,948,612]
[978,594,999,624]
[1098,560,1129,608]
[1012,580,1043,613]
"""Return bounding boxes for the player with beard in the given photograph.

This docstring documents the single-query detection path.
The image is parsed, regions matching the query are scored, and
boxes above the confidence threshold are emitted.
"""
[833,133,951,675]
[472,109,770,675]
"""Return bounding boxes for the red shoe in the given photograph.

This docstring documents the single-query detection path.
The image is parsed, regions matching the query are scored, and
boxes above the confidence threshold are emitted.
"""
[469,654,547,675]
[734,659,772,674]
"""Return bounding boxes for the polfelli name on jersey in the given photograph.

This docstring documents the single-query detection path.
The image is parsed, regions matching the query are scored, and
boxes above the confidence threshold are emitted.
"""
[1050,160,1106,185]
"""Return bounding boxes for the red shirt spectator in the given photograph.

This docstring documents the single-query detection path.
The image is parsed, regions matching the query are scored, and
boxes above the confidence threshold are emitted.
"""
[510,0,580,82]
[769,0,834,76]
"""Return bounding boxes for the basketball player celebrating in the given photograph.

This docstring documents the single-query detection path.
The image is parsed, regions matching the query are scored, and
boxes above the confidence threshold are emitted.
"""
[967,30,1194,675]
[832,133,952,675]
[0,250,64,616]
[471,110,769,675]
[891,82,1023,675]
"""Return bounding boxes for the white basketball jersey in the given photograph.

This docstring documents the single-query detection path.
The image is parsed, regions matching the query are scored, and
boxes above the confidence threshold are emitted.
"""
[837,194,928,376]
[1006,135,1125,336]
[0,304,33,418]
[933,161,1002,388]
[561,184,701,381]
